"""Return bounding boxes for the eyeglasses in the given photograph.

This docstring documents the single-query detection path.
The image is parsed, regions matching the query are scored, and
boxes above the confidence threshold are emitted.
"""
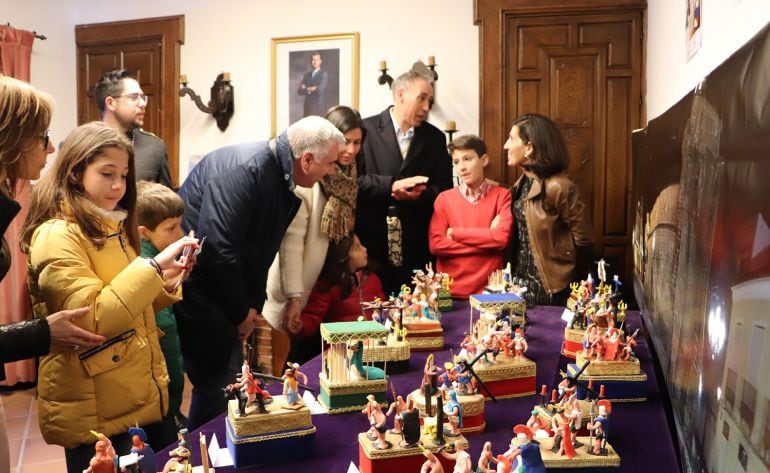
[113,93,148,104]
[40,130,50,149]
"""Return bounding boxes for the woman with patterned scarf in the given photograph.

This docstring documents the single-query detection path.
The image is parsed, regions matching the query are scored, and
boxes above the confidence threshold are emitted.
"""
[261,106,365,373]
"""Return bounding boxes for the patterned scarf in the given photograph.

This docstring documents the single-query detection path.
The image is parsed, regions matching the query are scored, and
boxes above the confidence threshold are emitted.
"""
[319,162,357,242]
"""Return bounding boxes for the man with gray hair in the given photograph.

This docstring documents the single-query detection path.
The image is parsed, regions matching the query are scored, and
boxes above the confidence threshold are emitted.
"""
[176,116,343,429]
[357,70,453,295]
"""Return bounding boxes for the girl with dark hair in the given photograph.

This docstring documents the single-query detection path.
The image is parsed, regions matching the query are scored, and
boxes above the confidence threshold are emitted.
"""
[289,233,385,364]
[262,106,365,374]
[504,114,593,306]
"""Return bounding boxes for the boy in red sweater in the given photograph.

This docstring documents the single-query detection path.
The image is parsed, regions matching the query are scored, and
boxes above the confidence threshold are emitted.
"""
[429,135,512,298]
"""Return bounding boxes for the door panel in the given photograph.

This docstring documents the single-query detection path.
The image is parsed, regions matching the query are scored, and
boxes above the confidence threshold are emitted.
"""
[476,0,645,287]
[76,16,184,187]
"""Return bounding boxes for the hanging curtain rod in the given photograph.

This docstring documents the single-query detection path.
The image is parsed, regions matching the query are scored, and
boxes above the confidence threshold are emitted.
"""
[4,22,46,40]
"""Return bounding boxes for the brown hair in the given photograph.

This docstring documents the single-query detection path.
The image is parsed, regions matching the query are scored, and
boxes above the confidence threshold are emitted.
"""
[21,122,139,253]
[447,134,487,158]
[511,114,570,179]
[0,76,54,198]
[136,180,184,230]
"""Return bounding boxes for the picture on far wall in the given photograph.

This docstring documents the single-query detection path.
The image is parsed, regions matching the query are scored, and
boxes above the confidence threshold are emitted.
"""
[271,32,360,136]
[686,0,702,60]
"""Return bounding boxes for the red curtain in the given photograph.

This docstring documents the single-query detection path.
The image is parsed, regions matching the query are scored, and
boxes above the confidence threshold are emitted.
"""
[0,25,37,385]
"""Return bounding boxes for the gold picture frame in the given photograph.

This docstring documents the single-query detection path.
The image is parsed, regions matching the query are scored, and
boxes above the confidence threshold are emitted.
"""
[271,32,360,136]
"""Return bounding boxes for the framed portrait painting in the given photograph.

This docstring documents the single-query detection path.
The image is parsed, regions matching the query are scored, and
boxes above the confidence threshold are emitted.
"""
[271,32,360,136]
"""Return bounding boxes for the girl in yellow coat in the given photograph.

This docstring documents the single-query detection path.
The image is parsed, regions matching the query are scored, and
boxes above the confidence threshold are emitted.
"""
[21,122,198,473]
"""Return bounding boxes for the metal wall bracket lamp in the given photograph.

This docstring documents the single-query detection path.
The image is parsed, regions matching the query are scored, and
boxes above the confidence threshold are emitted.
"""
[179,72,234,131]
[377,56,438,89]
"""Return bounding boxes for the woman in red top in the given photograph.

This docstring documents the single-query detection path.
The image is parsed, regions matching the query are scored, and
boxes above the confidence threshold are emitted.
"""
[429,135,512,298]
[288,233,385,363]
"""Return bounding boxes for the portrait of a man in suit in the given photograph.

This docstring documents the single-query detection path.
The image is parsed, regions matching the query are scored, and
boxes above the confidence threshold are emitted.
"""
[288,48,340,124]
[297,51,328,117]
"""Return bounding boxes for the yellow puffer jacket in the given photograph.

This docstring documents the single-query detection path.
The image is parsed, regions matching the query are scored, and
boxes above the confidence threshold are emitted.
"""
[27,210,177,449]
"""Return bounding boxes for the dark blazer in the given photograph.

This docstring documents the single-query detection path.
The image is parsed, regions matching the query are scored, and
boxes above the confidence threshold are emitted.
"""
[176,133,301,372]
[132,128,173,188]
[355,107,452,294]
[297,68,329,116]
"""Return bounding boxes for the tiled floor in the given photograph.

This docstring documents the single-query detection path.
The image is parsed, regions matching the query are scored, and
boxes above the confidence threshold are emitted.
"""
[2,376,192,473]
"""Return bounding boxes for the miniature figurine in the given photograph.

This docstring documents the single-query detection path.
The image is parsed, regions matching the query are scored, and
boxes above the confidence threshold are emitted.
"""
[422,354,442,395]
[622,328,639,361]
[128,426,155,473]
[603,328,621,361]
[442,385,463,437]
[566,395,585,448]
[162,444,192,473]
[362,394,392,450]
[227,360,267,415]
[525,410,551,438]
[477,441,496,473]
[419,445,446,473]
[348,340,386,380]
[83,431,116,473]
[550,405,576,459]
[587,399,612,455]
[385,393,407,435]
[507,425,546,473]
[439,440,472,473]
[283,367,304,407]
[511,328,528,359]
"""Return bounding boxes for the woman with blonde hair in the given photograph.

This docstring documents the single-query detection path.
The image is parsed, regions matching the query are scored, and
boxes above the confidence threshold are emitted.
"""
[0,76,106,473]
[21,121,198,472]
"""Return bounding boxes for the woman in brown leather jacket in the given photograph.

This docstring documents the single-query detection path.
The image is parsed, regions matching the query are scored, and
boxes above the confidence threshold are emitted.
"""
[504,114,593,306]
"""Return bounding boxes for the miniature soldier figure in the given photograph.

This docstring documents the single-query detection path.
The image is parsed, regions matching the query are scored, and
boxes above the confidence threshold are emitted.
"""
[440,440,472,473]
[622,328,639,361]
[507,425,546,473]
[385,395,408,435]
[587,399,612,455]
[363,394,392,450]
[442,386,463,437]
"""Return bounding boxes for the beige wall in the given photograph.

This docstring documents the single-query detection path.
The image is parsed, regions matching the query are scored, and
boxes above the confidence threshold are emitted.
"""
[646,0,770,119]
[6,0,770,181]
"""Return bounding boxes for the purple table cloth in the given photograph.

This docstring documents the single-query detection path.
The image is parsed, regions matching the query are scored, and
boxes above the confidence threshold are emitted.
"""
[157,302,680,472]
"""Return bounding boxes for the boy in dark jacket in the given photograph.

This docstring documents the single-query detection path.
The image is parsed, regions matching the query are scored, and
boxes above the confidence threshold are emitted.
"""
[136,181,187,430]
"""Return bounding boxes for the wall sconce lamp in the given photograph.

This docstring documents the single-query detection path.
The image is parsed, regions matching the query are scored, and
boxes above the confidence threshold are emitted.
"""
[444,120,458,142]
[179,73,234,131]
[426,56,438,81]
[378,60,393,88]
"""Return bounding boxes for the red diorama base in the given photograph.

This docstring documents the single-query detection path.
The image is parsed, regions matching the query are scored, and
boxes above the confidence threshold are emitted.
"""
[358,433,466,473]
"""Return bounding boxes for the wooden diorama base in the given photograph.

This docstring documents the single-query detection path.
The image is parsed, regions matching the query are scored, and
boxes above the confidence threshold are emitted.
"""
[362,339,411,374]
[403,319,444,351]
[474,355,536,399]
[358,432,467,473]
[409,390,486,435]
[318,375,387,414]
[225,397,316,468]
[537,436,621,469]
[568,362,647,402]
[561,327,626,359]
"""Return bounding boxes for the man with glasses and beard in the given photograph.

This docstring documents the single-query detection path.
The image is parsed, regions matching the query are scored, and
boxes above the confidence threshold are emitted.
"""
[95,69,172,188]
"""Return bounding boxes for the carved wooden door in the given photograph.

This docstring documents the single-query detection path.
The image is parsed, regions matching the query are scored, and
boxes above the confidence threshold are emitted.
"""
[476,0,645,285]
[76,16,184,187]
